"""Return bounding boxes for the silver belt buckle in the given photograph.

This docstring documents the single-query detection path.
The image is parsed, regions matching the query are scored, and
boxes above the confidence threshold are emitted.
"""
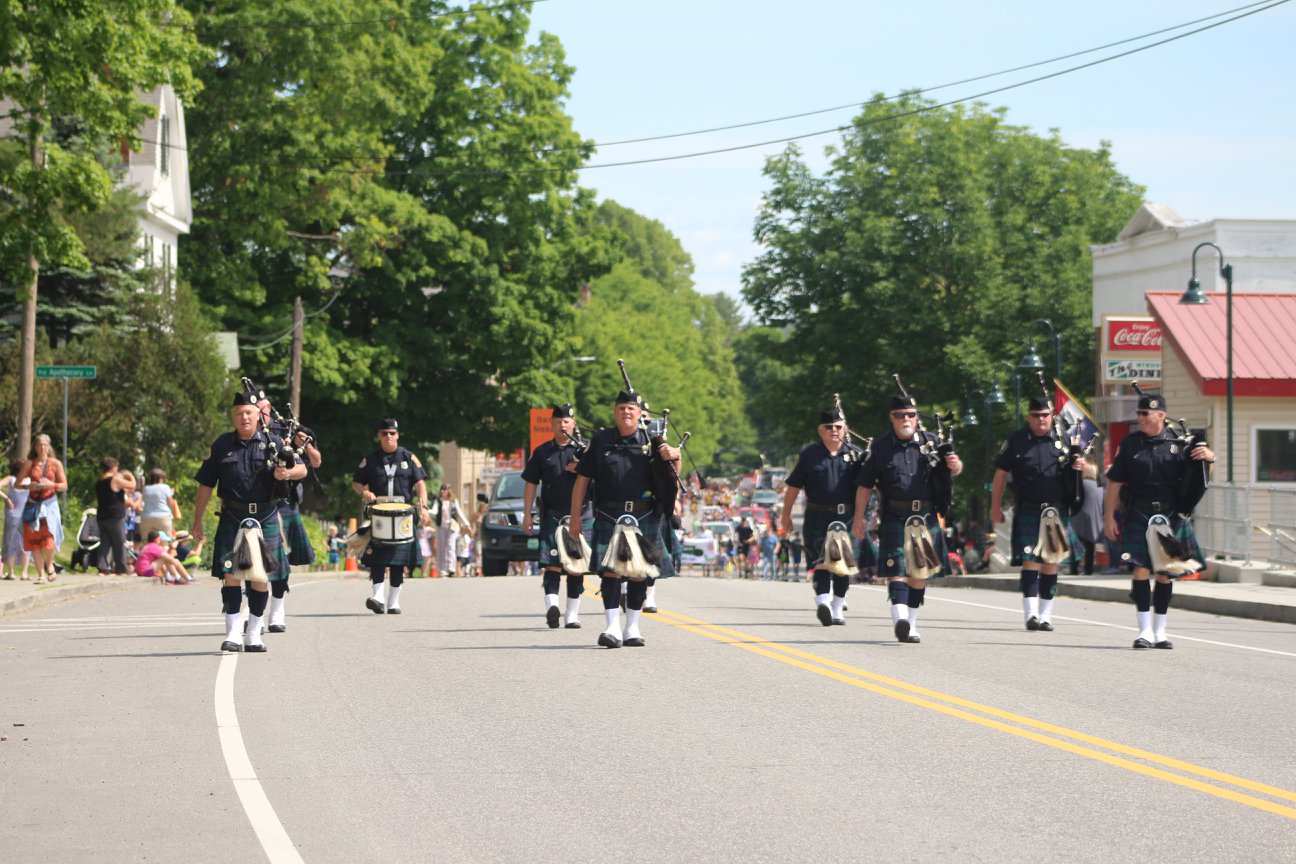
[1151,501,1163,512]
[835,503,846,515]
[247,502,258,514]
[911,500,921,512]
[624,501,634,513]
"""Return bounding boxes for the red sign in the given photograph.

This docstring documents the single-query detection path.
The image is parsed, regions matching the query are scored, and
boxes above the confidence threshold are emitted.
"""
[529,408,552,456]
[1106,318,1162,352]
[495,449,525,470]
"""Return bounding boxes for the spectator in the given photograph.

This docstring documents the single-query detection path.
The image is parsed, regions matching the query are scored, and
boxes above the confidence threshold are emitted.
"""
[174,529,204,570]
[1071,462,1104,576]
[139,468,181,541]
[787,531,804,580]
[135,530,193,583]
[947,547,968,575]
[759,528,779,580]
[775,532,790,580]
[124,486,143,546]
[431,484,470,577]
[94,457,136,576]
[455,530,471,577]
[2,458,30,580]
[326,524,344,567]
[22,434,67,583]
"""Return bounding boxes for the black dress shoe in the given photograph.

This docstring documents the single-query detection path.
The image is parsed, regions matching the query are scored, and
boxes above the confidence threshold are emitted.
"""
[643,606,658,614]
[546,606,561,629]
[832,618,845,626]
[387,607,401,614]
[220,641,242,653]
[817,604,833,627]
[895,620,911,643]
[1154,639,1174,649]
[1038,621,1054,632]
[244,643,267,653]
[1133,637,1152,649]
[1026,616,1040,631]
[598,632,622,649]
[565,621,582,629]
[366,597,386,615]
[268,623,286,633]
[906,633,921,644]
[624,637,646,647]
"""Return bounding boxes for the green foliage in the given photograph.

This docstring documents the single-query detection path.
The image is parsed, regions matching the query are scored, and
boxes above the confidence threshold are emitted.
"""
[742,95,1144,514]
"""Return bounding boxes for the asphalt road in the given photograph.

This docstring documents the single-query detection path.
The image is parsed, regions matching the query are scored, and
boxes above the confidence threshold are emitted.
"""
[3,574,1294,863]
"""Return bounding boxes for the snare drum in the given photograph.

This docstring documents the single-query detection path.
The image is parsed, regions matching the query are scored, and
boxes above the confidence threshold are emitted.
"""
[369,501,415,546]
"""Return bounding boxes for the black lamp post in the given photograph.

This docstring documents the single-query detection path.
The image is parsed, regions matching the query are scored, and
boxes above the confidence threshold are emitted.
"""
[1000,360,1024,426]
[1023,318,1061,380]
[1179,242,1234,483]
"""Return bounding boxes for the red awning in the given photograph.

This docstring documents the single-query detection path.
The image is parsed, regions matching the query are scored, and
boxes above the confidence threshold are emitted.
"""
[1147,292,1296,398]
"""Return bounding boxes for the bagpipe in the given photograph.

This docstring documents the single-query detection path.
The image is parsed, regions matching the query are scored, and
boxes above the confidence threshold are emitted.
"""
[1126,382,1211,517]
[892,373,955,520]
[240,377,319,500]
[617,359,688,517]
[832,392,872,455]
[1034,371,1098,516]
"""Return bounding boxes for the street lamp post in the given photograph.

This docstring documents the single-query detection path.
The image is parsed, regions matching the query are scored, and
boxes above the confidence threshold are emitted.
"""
[1023,318,1061,381]
[1179,242,1234,483]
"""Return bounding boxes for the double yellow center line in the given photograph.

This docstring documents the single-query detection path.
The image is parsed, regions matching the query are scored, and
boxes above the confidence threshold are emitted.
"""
[650,608,1296,821]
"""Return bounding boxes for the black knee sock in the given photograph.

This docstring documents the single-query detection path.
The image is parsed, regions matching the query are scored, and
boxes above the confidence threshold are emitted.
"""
[370,568,385,585]
[626,579,647,611]
[221,585,242,614]
[645,575,657,587]
[831,574,849,598]
[1039,572,1058,599]
[389,567,404,588]
[601,576,622,610]
[1131,579,1152,612]
[888,581,909,605]
[567,574,585,599]
[1153,580,1173,614]
[812,571,831,597]
[270,579,288,599]
[907,586,926,609]
[542,570,561,595]
[246,589,268,617]
[1019,569,1040,597]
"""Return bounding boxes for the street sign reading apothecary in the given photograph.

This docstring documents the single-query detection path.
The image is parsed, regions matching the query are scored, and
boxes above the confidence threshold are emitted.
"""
[36,365,97,379]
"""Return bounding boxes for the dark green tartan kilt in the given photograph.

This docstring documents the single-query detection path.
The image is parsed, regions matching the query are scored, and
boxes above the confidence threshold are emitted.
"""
[801,508,854,572]
[362,537,422,570]
[1119,508,1205,578]
[592,509,674,578]
[277,501,316,566]
[539,510,594,572]
[1009,504,1080,567]
[211,510,290,582]
[876,511,948,579]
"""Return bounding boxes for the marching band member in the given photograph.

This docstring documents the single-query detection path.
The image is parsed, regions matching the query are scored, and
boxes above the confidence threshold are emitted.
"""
[853,393,962,644]
[352,418,431,615]
[191,392,307,653]
[570,390,679,648]
[521,403,593,629]
[991,396,1088,632]
[1104,393,1213,649]
[780,402,865,626]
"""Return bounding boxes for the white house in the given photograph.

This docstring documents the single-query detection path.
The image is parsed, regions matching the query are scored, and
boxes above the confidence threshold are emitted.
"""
[123,84,192,295]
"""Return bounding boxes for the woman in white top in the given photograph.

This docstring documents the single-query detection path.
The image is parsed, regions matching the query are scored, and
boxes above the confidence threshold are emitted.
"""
[139,468,181,541]
[1,457,26,580]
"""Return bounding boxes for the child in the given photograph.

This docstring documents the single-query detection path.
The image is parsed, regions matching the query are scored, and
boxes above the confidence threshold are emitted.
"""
[174,530,204,570]
[455,530,471,577]
[326,524,345,567]
[135,530,193,583]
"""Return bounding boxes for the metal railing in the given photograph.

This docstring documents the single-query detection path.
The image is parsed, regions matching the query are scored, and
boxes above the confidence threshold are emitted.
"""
[1193,483,1252,564]
[1268,487,1296,569]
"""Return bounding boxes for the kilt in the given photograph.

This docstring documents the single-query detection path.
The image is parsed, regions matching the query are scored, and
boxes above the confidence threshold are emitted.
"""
[1010,503,1081,567]
[592,508,674,578]
[539,510,594,571]
[1119,507,1205,578]
[362,536,422,570]
[278,501,316,566]
[211,510,290,581]
[876,511,948,579]
[801,508,854,571]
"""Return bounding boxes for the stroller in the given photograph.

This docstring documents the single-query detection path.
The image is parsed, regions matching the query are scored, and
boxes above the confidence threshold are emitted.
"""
[70,508,101,572]
[70,508,138,573]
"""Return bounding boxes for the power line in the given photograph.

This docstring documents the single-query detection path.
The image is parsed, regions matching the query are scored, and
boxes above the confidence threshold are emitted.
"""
[241,288,346,352]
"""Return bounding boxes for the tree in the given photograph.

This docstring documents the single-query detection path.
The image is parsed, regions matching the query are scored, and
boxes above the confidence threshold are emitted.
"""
[742,95,1144,515]
[0,0,204,457]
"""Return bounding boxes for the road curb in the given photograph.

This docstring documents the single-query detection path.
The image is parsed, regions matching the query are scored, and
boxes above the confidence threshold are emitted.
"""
[0,577,161,619]
[940,574,1296,624]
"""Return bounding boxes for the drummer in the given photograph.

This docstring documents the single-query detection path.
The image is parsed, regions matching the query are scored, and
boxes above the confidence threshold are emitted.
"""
[352,418,431,615]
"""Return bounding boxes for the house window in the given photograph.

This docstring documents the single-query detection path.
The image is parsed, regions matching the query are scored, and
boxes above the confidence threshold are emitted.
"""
[159,114,170,175]
[162,243,173,295]
[1255,428,1296,483]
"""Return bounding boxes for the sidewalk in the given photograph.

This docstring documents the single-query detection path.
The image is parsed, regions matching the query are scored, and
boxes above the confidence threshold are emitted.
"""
[941,572,1296,624]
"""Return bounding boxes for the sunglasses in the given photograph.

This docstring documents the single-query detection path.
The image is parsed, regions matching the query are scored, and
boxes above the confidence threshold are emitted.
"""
[379,430,398,436]
[1029,411,1052,418]
[1135,410,1158,417]
[820,423,845,430]
[891,411,918,419]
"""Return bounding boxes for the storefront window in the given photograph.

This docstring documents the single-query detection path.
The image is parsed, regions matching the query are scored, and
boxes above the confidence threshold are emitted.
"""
[1256,428,1296,483]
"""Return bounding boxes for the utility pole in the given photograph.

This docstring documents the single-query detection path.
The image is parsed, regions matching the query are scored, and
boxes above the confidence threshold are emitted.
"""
[17,119,45,461]
[289,295,304,411]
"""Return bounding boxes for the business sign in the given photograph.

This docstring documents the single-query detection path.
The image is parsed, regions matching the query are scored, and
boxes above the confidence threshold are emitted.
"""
[1104,358,1162,383]
[529,408,552,456]
[36,365,96,379]
[1104,317,1162,353]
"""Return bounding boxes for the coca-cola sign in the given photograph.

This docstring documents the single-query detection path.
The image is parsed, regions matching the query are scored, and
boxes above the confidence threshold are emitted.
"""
[1107,318,1162,352]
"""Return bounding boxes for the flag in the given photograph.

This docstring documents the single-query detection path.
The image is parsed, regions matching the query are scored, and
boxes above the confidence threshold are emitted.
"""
[1053,379,1102,450]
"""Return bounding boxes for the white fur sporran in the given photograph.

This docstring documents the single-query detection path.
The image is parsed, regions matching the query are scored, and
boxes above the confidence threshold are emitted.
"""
[820,520,857,576]
[555,515,592,577]
[902,515,943,580]
[1034,506,1072,565]
[1145,513,1202,576]
[600,514,659,581]
[227,518,271,583]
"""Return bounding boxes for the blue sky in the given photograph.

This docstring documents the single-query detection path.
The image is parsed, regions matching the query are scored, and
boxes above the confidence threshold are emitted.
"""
[528,0,1296,304]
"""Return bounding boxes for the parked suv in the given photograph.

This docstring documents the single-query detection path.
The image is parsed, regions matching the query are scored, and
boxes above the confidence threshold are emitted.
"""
[478,470,540,576]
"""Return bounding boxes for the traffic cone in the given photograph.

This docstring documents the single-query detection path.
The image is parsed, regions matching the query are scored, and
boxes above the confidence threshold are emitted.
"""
[344,555,358,572]
[429,564,439,578]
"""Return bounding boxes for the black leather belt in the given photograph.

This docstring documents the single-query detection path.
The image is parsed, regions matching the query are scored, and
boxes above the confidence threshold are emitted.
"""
[1132,497,1175,514]
[884,498,932,516]
[220,499,276,517]
[597,498,654,514]
[805,501,852,515]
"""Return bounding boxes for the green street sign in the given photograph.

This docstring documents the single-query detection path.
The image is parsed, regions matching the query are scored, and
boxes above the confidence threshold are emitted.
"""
[36,365,97,379]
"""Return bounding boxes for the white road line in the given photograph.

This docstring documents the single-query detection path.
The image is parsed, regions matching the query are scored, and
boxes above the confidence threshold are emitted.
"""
[216,654,305,864]
[0,621,219,633]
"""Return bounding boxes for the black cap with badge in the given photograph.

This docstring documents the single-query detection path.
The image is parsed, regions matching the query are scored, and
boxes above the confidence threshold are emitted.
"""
[1028,397,1051,412]
[890,395,916,411]
[614,390,640,406]
[552,403,575,419]
[377,417,399,431]
[1138,394,1166,412]
[232,391,258,407]
[819,406,844,425]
